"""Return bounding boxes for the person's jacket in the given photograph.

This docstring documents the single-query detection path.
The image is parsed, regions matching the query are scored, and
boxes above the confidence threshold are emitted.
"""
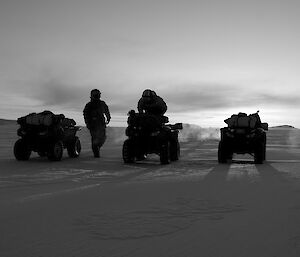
[137,95,167,116]
[83,99,111,129]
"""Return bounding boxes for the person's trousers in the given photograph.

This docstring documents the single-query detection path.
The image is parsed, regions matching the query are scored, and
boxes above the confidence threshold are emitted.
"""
[89,126,106,156]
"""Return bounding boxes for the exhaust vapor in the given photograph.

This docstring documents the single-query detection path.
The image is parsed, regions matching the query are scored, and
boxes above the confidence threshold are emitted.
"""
[179,124,220,142]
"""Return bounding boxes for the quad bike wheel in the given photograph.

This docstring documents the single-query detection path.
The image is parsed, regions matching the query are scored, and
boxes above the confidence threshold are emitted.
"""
[67,136,81,158]
[160,141,170,165]
[47,140,63,161]
[218,141,232,163]
[262,133,267,161]
[254,142,265,164]
[263,144,266,161]
[122,139,135,163]
[170,139,180,161]
[14,139,31,161]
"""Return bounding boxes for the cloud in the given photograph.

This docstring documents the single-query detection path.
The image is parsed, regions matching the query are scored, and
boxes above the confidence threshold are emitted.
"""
[9,76,87,110]
[157,82,300,114]
[258,93,300,107]
[3,68,300,122]
[159,83,238,111]
[35,78,86,107]
[3,68,141,116]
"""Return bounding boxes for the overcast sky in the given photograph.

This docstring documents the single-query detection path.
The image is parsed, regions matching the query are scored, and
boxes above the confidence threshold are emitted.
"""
[1,0,299,127]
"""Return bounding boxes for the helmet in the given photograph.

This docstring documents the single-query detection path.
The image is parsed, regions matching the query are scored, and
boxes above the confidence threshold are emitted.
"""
[151,90,157,96]
[90,89,101,100]
[142,89,156,98]
[142,89,152,97]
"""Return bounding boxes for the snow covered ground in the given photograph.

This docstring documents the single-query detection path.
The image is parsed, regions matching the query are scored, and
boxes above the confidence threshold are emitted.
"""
[0,123,300,257]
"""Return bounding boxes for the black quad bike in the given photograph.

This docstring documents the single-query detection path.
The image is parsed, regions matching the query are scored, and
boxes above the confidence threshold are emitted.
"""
[218,111,268,164]
[122,110,183,165]
[14,111,81,161]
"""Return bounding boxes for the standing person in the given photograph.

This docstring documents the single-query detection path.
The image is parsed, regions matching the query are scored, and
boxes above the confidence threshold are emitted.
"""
[83,89,111,158]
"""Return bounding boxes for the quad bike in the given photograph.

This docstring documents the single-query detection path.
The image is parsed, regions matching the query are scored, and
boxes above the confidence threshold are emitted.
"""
[122,110,182,165]
[218,111,268,164]
[14,111,81,161]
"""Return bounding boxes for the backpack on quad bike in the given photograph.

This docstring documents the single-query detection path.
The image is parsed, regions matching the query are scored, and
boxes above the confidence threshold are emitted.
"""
[218,111,268,164]
[122,110,182,164]
[14,110,81,161]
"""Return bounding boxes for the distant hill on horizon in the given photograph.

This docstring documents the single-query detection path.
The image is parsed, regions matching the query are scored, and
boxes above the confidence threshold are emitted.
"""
[0,119,17,125]
[270,125,297,129]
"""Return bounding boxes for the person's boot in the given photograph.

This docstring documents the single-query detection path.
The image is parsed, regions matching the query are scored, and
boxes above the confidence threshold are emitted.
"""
[92,145,100,158]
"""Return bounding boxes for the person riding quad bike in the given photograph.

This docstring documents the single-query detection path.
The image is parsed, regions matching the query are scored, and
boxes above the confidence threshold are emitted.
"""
[123,109,182,165]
